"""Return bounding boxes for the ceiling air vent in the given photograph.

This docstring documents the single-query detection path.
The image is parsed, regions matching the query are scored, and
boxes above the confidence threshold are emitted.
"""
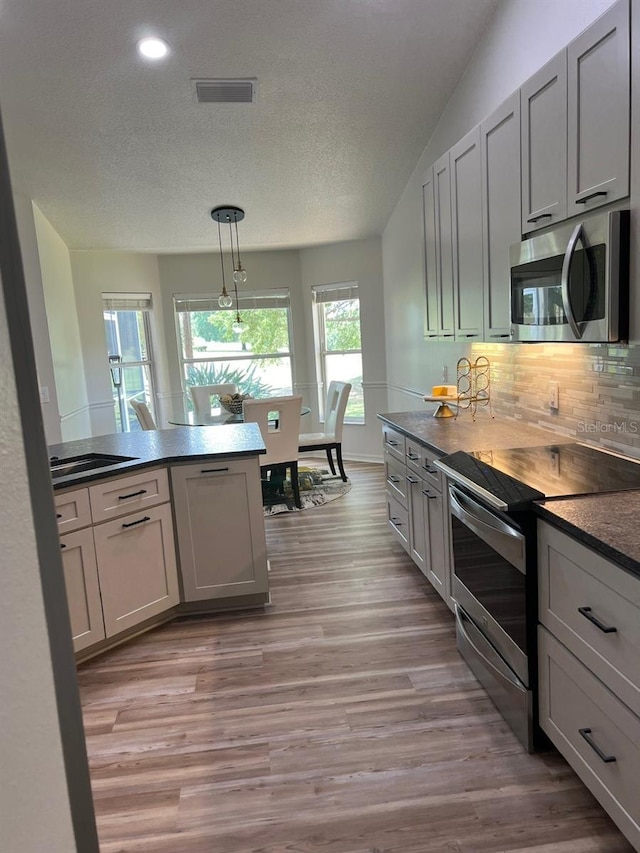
[193,78,256,104]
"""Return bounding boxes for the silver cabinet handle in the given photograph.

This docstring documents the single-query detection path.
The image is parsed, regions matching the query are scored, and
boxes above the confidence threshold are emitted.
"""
[527,213,553,223]
[406,476,419,484]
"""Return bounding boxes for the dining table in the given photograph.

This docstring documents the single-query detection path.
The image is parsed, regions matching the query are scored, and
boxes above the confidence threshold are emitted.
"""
[168,406,311,427]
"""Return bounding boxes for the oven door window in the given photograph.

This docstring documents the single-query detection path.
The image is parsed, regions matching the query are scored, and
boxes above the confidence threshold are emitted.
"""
[511,244,605,327]
[451,514,527,654]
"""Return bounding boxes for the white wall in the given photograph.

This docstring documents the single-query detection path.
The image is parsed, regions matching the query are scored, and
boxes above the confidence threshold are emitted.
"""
[12,195,62,443]
[381,0,618,413]
[70,251,167,432]
[299,237,386,461]
[0,266,77,851]
[33,205,91,440]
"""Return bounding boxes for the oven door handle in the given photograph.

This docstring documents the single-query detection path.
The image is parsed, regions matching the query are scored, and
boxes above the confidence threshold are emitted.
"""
[449,485,526,574]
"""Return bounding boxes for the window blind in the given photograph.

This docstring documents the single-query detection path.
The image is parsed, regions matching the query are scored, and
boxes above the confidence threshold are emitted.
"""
[174,289,290,313]
[102,292,152,311]
[312,282,359,303]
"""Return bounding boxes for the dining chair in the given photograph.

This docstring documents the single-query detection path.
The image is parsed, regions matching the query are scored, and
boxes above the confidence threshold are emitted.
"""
[131,400,157,430]
[243,395,304,508]
[189,383,237,424]
[298,381,351,481]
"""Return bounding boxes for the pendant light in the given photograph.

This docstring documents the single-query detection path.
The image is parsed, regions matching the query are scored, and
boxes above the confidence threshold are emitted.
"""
[211,205,246,334]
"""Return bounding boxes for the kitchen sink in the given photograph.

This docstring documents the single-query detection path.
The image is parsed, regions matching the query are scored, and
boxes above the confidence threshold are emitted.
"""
[49,453,138,479]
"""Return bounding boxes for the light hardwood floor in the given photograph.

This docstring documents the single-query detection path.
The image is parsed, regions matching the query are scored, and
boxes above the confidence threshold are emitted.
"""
[79,459,634,852]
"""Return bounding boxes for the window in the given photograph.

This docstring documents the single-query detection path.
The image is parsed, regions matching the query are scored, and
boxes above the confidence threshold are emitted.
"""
[103,293,156,432]
[313,282,363,423]
[174,290,293,401]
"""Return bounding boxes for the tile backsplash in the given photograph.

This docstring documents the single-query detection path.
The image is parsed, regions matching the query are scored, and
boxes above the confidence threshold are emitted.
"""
[471,342,640,459]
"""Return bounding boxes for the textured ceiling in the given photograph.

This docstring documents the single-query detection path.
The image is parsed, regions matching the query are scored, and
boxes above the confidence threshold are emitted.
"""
[0,0,499,252]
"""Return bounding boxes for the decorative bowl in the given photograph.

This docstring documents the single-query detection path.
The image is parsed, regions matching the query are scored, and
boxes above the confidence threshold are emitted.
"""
[220,393,251,414]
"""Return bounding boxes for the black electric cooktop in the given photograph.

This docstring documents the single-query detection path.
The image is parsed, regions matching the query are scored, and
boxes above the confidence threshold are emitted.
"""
[437,442,640,510]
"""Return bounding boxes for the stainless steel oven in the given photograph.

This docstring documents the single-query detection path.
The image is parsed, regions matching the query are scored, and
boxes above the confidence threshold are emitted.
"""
[447,482,535,752]
[435,442,640,754]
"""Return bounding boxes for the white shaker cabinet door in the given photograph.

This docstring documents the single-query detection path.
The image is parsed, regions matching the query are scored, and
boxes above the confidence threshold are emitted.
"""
[481,92,521,341]
[567,0,629,212]
[171,457,268,601]
[60,527,105,652]
[521,52,568,233]
[93,502,179,636]
[450,125,484,341]
[422,166,440,340]
[433,151,455,339]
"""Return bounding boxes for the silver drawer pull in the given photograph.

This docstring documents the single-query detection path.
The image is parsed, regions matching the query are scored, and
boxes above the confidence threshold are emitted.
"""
[388,475,401,484]
[422,489,437,499]
[423,465,436,474]
[578,606,617,634]
[390,517,403,526]
[406,476,419,484]
[578,728,616,763]
[406,453,419,461]
[386,439,398,446]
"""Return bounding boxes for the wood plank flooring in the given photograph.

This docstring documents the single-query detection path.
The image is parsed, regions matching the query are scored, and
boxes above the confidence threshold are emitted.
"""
[78,459,634,852]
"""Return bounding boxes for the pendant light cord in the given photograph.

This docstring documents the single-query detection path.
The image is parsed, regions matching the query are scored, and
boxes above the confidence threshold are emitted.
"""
[217,219,227,293]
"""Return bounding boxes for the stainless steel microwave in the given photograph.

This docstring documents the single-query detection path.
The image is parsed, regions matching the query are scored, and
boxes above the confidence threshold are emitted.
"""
[509,210,629,343]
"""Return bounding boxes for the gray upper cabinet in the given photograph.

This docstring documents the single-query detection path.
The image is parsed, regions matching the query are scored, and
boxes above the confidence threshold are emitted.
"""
[567,0,629,212]
[521,52,568,233]
[481,92,521,341]
[433,151,455,338]
[450,126,484,340]
[422,167,439,339]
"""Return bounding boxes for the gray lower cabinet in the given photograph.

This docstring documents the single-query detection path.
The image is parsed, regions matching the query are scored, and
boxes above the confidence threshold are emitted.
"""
[171,457,268,601]
[56,470,180,653]
[383,428,452,609]
[537,520,640,850]
[92,503,179,636]
[59,526,105,652]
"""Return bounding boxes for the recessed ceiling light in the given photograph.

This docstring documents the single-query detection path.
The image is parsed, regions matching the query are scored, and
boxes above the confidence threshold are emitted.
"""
[137,37,169,60]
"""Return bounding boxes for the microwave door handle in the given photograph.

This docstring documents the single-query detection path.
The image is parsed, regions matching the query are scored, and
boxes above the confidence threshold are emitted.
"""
[561,222,585,340]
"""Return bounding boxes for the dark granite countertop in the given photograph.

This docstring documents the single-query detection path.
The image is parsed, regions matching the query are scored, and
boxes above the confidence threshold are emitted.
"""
[48,424,266,490]
[377,411,566,456]
[535,493,640,579]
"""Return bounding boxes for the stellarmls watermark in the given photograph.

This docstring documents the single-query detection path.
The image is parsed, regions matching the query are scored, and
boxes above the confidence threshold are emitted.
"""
[577,420,638,434]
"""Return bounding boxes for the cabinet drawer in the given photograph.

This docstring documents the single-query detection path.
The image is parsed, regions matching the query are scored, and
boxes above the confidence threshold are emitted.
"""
[385,452,408,509]
[89,467,169,522]
[539,626,640,850]
[382,425,406,464]
[54,487,91,534]
[419,447,443,492]
[538,521,640,711]
[386,493,409,553]
[405,439,424,474]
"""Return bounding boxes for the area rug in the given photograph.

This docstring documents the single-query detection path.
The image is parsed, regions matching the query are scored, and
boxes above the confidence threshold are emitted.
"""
[262,466,351,515]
